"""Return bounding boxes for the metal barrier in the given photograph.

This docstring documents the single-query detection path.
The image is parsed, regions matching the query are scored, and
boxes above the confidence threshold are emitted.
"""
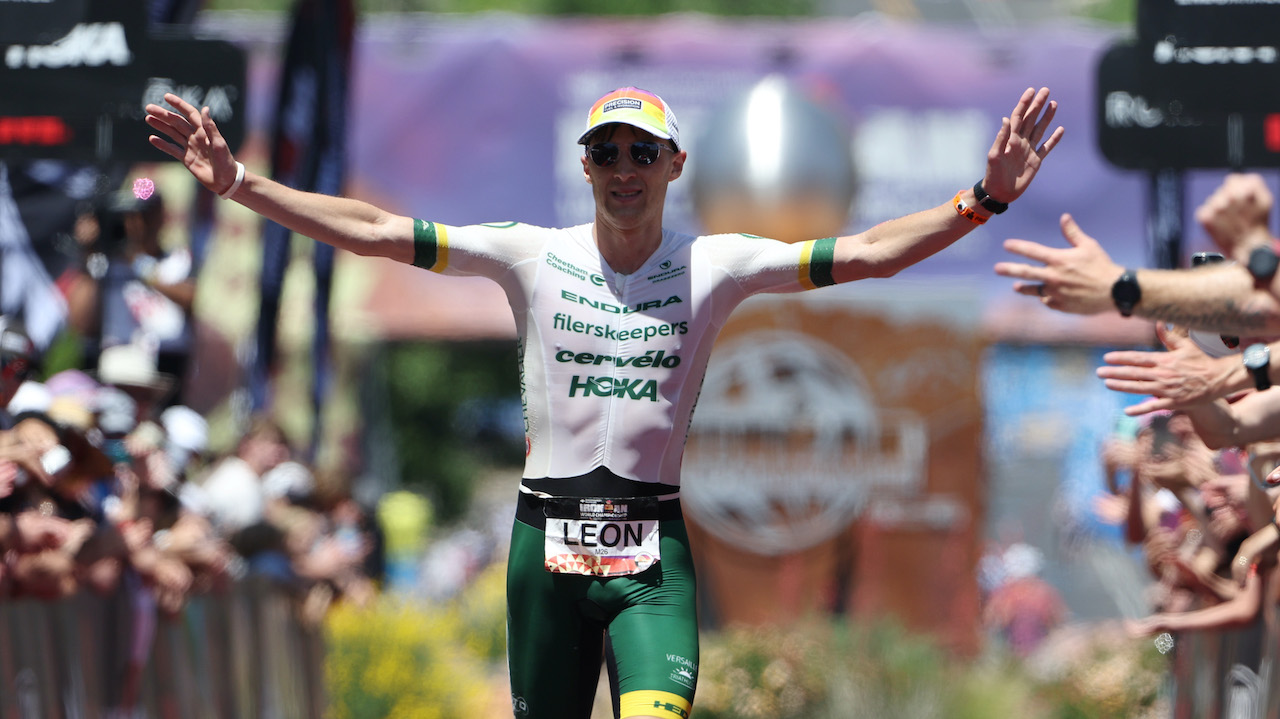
[0,576,326,719]
[1166,615,1271,719]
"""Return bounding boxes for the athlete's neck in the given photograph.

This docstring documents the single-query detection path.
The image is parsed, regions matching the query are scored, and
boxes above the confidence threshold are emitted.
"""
[592,221,663,275]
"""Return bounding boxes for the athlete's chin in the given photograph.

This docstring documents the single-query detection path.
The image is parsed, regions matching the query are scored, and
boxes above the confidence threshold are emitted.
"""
[602,206,651,227]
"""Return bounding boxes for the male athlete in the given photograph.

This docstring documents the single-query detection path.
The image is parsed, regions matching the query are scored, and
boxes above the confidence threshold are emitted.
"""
[145,85,1062,719]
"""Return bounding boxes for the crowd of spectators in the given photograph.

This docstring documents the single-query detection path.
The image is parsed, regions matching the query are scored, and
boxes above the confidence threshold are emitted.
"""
[0,187,381,620]
[1001,172,1280,647]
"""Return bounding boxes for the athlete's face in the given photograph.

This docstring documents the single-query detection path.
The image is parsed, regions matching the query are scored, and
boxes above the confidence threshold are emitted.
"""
[581,124,686,235]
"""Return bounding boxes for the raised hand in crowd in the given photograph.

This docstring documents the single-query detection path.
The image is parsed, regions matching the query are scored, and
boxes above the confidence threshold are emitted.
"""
[1195,173,1275,265]
[0,509,79,553]
[1098,323,1250,416]
[995,174,1280,336]
[1125,563,1265,638]
[1102,329,1280,450]
[995,213,1127,315]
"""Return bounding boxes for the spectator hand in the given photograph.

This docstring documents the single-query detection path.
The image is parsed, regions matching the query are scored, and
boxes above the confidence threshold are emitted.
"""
[1232,521,1280,585]
[1124,616,1166,638]
[0,438,53,487]
[1097,323,1235,415]
[1195,173,1275,264]
[12,511,76,552]
[1143,457,1196,492]
[1093,492,1129,524]
[994,213,1123,314]
[152,556,193,616]
[1102,437,1139,476]
[0,460,17,499]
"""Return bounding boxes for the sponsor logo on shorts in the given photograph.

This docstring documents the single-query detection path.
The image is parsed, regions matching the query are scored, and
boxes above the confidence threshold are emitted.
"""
[634,551,656,571]
[668,654,698,689]
[652,700,690,718]
[511,694,529,716]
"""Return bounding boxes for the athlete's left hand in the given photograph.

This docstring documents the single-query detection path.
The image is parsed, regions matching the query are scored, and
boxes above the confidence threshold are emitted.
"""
[980,87,1065,205]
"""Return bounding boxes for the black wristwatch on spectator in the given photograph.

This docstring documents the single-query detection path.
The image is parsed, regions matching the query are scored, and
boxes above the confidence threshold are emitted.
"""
[1243,342,1272,391]
[1247,245,1279,287]
[1111,269,1141,317]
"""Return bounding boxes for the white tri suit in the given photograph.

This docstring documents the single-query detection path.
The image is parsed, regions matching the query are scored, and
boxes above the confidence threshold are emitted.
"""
[411,219,838,719]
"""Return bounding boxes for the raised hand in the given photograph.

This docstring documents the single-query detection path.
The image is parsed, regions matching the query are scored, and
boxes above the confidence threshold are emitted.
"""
[1196,173,1275,263]
[981,87,1065,204]
[144,92,239,196]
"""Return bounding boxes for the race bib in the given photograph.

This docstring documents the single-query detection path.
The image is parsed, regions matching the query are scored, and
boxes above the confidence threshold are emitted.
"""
[543,497,661,576]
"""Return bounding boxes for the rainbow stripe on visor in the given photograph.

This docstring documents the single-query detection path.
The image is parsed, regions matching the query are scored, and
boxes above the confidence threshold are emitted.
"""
[577,87,680,150]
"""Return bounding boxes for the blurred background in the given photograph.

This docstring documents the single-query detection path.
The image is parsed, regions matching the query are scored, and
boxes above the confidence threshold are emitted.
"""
[2,0,1277,716]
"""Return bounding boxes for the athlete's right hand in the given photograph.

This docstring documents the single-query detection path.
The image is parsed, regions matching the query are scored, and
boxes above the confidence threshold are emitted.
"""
[145,92,239,197]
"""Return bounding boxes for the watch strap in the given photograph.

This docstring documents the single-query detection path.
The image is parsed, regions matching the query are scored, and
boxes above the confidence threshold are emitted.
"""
[1247,245,1279,286]
[1111,269,1141,317]
[972,181,1009,215]
[1246,343,1273,391]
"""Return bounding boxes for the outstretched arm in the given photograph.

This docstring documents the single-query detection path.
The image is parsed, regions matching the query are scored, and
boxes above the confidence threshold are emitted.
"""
[995,171,1280,334]
[1126,567,1264,637]
[831,87,1064,282]
[146,93,414,263]
[1097,323,1247,417]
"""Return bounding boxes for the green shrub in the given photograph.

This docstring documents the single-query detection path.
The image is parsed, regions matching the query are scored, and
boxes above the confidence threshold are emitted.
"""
[325,562,509,718]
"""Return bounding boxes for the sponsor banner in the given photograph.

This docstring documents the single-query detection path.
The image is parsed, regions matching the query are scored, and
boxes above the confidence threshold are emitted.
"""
[682,288,982,650]
[200,14,1204,342]
[326,16,1148,304]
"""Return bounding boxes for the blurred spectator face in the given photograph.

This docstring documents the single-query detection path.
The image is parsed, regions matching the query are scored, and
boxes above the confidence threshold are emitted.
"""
[12,415,111,498]
[1208,502,1246,543]
[0,321,36,407]
[1201,472,1251,511]
[14,416,60,457]
[122,194,164,257]
[238,418,290,475]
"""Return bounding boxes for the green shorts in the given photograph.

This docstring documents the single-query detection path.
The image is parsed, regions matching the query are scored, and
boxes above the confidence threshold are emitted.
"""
[506,489,699,719]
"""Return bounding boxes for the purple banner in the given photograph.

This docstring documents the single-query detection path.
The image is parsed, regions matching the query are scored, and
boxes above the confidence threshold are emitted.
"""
[208,14,1268,341]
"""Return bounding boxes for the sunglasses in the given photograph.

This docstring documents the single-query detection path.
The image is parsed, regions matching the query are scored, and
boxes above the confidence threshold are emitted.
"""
[586,141,671,168]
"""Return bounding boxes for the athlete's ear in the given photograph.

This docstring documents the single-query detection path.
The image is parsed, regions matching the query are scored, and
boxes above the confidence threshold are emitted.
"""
[582,154,592,184]
[668,150,687,182]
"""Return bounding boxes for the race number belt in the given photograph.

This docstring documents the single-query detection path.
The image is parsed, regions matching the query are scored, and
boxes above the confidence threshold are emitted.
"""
[543,496,661,577]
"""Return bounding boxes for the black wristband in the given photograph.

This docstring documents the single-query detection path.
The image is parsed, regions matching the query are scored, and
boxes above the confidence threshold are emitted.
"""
[972,181,1009,215]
